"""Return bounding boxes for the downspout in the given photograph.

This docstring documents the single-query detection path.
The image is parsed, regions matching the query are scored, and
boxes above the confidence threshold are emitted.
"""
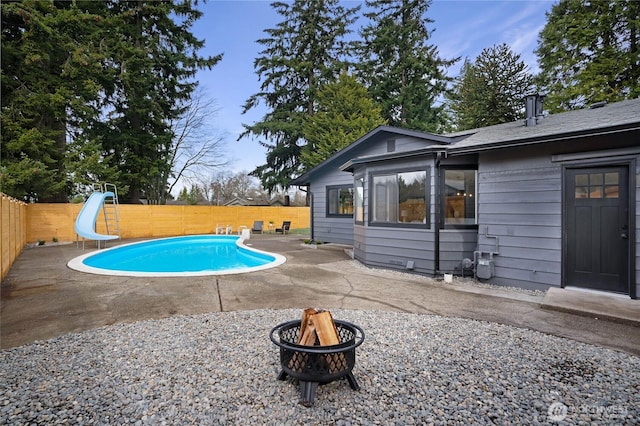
[434,151,446,275]
[299,185,313,242]
[309,191,314,242]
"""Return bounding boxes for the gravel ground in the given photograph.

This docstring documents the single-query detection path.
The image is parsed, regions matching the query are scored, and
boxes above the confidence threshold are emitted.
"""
[1,309,638,425]
[349,259,548,297]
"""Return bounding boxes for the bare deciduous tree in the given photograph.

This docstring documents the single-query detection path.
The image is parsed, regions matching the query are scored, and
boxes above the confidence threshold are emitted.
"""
[153,89,229,204]
[204,170,269,205]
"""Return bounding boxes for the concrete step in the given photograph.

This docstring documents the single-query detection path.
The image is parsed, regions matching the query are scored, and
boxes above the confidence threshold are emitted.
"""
[541,287,640,326]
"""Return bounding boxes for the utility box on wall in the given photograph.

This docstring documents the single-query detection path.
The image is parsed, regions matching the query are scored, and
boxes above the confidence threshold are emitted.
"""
[476,257,494,280]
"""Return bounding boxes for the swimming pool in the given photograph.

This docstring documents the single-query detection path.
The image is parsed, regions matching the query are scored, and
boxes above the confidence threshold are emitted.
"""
[67,235,286,277]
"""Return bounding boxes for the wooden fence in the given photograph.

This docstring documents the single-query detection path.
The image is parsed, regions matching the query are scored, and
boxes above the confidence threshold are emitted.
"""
[1,200,310,280]
[1,193,27,281]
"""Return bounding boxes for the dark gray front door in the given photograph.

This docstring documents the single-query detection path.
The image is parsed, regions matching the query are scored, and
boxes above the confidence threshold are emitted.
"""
[565,166,629,294]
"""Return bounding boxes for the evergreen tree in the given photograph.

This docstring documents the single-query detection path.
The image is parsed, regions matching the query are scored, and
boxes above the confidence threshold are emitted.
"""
[448,44,534,130]
[1,1,106,201]
[98,1,221,203]
[356,0,457,132]
[301,72,386,170]
[535,0,640,112]
[239,0,360,193]
[1,1,220,203]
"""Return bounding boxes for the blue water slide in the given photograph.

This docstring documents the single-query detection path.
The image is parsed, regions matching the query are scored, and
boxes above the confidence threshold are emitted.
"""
[75,191,119,244]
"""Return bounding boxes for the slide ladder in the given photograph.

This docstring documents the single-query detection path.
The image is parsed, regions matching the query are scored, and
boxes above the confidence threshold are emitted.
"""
[97,183,121,239]
[75,183,121,249]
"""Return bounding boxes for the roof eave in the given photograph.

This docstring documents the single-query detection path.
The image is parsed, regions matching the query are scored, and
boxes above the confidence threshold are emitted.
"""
[448,123,640,155]
[340,147,444,173]
[290,125,451,184]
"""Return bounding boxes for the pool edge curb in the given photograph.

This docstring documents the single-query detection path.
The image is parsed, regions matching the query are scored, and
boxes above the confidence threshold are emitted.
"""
[67,235,287,277]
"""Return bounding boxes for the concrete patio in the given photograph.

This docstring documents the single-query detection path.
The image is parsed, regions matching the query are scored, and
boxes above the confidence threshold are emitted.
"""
[1,234,639,355]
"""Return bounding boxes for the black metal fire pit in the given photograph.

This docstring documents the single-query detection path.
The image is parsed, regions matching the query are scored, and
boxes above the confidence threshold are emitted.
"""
[270,319,365,406]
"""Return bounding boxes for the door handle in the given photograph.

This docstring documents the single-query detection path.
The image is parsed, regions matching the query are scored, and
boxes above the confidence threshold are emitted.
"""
[621,233,628,239]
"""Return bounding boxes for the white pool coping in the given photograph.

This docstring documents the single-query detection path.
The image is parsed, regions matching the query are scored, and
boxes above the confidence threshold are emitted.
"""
[67,235,287,277]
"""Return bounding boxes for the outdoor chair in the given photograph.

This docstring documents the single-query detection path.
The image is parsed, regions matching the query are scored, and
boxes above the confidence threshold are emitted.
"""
[216,224,232,234]
[275,221,291,234]
[252,220,264,234]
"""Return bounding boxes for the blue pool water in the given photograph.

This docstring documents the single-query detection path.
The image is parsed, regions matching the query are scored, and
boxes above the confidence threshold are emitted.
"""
[67,235,286,276]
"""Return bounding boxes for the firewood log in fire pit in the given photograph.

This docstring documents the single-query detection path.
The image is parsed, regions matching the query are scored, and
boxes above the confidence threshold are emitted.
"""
[297,308,340,346]
[289,308,345,373]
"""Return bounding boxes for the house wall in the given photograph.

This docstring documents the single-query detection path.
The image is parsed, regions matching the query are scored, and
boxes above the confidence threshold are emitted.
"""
[439,229,478,274]
[351,154,481,276]
[310,135,443,245]
[350,139,639,296]
[476,147,562,291]
[354,225,436,274]
[353,157,437,275]
[310,170,355,245]
[636,156,640,298]
[476,142,640,297]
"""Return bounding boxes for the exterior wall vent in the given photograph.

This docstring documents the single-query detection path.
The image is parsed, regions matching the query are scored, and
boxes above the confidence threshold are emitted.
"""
[387,139,396,152]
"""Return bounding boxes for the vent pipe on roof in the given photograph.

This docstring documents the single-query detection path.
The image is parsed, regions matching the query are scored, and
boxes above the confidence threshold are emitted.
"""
[524,94,545,126]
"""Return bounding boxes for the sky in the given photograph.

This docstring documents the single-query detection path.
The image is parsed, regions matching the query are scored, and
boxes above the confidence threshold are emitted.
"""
[185,0,555,188]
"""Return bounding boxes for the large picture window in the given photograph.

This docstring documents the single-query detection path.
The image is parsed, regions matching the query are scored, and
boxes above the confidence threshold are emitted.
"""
[371,170,428,226]
[326,185,354,217]
[443,169,477,226]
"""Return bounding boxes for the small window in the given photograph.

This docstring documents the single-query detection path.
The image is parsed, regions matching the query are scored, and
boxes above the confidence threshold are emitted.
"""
[443,169,477,226]
[575,172,619,199]
[327,185,354,217]
[370,169,429,227]
[354,177,364,223]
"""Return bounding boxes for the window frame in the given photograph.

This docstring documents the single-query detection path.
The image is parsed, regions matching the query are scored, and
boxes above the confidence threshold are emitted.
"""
[368,167,430,229]
[354,176,365,225]
[326,184,354,218]
[441,167,478,229]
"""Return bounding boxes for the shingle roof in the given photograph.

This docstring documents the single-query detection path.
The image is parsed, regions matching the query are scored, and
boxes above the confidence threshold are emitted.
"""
[292,98,640,181]
[290,125,448,185]
[446,98,640,153]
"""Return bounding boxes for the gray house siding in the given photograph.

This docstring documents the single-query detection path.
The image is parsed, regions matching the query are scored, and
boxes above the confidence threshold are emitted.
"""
[346,142,637,296]
[351,155,482,276]
[636,156,640,298]
[355,227,436,275]
[310,170,354,245]
[351,135,441,158]
[354,157,437,275]
[393,136,432,152]
[439,230,478,274]
[307,134,448,245]
[475,146,562,291]
[475,145,640,295]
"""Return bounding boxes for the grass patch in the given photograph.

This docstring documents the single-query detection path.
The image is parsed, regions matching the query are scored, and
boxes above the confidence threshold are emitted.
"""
[288,228,310,235]
[303,239,323,245]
